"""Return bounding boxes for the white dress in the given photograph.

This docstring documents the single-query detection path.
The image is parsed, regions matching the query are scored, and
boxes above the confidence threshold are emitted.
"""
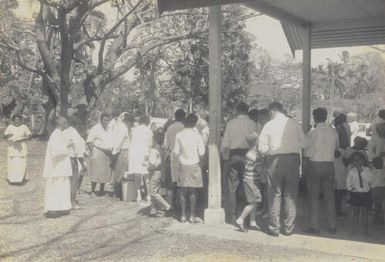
[128,125,152,175]
[4,124,31,183]
[43,129,73,212]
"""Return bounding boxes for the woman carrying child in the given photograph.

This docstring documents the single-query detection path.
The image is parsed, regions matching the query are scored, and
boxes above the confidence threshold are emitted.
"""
[346,151,372,236]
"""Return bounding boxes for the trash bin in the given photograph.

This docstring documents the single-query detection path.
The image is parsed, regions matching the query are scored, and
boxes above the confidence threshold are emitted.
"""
[121,172,137,202]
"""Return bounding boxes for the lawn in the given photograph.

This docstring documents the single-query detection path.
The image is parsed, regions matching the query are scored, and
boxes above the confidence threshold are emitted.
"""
[0,139,371,261]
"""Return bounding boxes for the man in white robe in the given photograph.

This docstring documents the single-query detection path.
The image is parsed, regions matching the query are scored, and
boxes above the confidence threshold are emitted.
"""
[43,117,73,217]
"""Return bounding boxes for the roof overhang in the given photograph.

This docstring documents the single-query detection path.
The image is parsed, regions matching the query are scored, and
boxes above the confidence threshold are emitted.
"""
[156,0,385,54]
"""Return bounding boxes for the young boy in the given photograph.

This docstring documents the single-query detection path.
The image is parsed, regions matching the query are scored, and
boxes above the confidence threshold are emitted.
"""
[148,131,172,216]
[235,136,264,232]
[346,152,372,236]
[371,156,385,225]
[345,136,369,169]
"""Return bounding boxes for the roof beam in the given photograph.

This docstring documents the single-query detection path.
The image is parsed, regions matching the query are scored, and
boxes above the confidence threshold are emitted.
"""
[243,0,309,27]
[312,16,385,32]
[156,0,246,14]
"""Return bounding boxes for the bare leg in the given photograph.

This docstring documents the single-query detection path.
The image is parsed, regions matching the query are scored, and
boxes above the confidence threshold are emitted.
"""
[180,188,187,222]
[236,203,257,225]
[189,188,197,221]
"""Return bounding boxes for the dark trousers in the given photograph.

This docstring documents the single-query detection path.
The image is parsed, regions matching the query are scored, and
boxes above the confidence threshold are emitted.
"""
[267,154,300,234]
[307,161,336,230]
[226,149,248,222]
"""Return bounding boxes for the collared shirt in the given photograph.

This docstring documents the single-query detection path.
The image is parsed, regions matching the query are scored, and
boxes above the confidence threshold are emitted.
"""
[87,123,112,151]
[164,121,185,149]
[4,124,31,157]
[258,112,307,155]
[306,122,338,162]
[63,126,86,158]
[346,167,372,193]
[174,128,205,165]
[371,168,385,188]
[222,114,258,151]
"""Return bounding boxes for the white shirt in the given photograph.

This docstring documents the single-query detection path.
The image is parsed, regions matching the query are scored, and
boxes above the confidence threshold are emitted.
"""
[63,127,86,158]
[306,123,338,162]
[4,124,31,156]
[368,118,385,161]
[222,114,258,151]
[87,123,112,151]
[164,121,185,149]
[111,122,130,155]
[346,167,372,193]
[128,124,153,174]
[258,112,308,155]
[43,129,72,178]
[371,167,385,188]
[174,128,205,165]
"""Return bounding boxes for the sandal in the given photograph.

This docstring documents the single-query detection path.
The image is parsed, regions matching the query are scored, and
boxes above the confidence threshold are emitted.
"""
[180,216,187,223]
[190,217,203,224]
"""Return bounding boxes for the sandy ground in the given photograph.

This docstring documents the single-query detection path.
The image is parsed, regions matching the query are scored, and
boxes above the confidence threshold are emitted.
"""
[0,140,380,261]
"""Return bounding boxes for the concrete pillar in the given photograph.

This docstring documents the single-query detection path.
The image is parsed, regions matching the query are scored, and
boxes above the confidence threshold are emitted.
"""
[302,25,311,133]
[204,5,225,225]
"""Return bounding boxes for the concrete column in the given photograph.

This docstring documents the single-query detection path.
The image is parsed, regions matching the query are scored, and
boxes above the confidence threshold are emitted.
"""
[302,25,311,133]
[204,5,225,225]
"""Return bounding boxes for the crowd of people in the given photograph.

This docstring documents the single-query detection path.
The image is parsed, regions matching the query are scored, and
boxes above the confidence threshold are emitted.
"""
[3,103,385,237]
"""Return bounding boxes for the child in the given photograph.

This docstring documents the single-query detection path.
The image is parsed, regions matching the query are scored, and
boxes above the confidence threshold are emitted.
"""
[371,156,385,225]
[345,136,369,169]
[148,131,172,216]
[346,152,372,236]
[235,136,264,232]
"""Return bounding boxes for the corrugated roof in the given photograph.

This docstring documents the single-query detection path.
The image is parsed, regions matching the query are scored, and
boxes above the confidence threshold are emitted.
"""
[157,0,385,51]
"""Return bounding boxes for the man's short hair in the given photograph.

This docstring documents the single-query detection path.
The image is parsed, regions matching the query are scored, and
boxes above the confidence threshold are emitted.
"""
[175,109,186,121]
[313,108,327,123]
[268,102,284,112]
[184,113,199,128]
[378,109,385,120]
[236,102,249,114]
[100,112,111,121]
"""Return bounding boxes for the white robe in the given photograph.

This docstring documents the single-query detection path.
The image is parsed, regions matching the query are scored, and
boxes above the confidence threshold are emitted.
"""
[128,125,152,175]
[43,129,72,212]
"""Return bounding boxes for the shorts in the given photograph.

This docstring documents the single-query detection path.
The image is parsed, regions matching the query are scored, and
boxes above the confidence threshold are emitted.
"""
[350,192,371,208]
[371,187,385,203]
[243,178,262,204]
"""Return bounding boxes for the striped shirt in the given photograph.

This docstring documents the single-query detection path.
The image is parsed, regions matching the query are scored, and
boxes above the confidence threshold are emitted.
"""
[243,146,265,180]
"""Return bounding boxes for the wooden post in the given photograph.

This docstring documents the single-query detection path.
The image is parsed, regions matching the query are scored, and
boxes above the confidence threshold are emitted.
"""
[204,5,225,225]
[302,25,311,133]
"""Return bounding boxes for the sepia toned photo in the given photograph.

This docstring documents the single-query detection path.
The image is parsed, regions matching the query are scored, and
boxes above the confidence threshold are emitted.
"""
[0,0,384,261]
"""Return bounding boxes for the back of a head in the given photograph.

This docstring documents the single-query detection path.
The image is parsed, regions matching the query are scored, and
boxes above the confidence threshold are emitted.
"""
[378,109,385,121]
[140,115,150,125]
[248,108,259,122]
[268,102,284,113]
[185,113,199,128]
[334,113,347,126]
[236,102,249,115]
[313,107,327,123]
[175,109,186,122]
[353,136,368,149]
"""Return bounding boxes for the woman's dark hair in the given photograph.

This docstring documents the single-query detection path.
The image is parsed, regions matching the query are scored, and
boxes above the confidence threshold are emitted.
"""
[236,102,249,114]
[334,113,347,126]
[12,114,22,121]
[268,101,284,112]
[175,109,186,122]
[372,157,384,169]
[184,113,199,128]
[313,108,327,123]
[248,108,259,122]
[100,112,111,121]
[153,130,164,145]
[139,115,150,125]
[352,136,368,149]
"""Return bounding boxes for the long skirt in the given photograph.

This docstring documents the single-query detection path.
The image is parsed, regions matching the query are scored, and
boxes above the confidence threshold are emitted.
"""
[112,149,128,184]
[90,147,112,183]
[45,177,72,212]
[177,163,203,188]
[8,156,27,183]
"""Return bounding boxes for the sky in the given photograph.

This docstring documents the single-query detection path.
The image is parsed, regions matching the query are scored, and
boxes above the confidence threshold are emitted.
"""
[14,1,384,67]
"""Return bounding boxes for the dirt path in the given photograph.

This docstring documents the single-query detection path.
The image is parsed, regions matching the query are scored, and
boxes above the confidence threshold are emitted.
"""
[0,140,372,261]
